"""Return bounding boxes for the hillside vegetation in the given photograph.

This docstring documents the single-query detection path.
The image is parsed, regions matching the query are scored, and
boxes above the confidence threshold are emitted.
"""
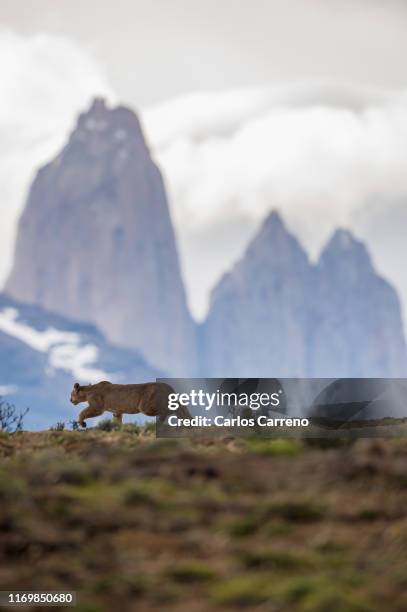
[1,427,407,611]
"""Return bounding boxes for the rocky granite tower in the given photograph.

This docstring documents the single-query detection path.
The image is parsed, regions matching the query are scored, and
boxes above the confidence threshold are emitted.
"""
[6,99,196,375]
[309,229,407,377]
[202,212,314,376]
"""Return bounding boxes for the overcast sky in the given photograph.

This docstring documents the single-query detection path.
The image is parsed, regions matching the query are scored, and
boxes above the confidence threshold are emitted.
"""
[2,0,407,104]
[1,0,407,319]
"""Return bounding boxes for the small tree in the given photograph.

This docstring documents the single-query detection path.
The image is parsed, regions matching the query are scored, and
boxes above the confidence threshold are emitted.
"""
[0,397,29,433]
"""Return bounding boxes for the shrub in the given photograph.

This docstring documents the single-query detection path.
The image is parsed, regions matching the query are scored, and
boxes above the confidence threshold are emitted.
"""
[304,437,353,449]
[264,499,325,522]
[168,561,217,584]
[50,421,65,431]
[123,482,157,506]
[122,423,141,434]
[210,575,271,606]
[143,421,156,434]
[227,515,259,537]
[0,398,29,433]
[97,419,120,432]
[241,548,315,571]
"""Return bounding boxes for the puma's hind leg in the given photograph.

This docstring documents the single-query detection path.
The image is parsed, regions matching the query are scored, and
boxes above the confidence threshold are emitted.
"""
[113,413,123,427]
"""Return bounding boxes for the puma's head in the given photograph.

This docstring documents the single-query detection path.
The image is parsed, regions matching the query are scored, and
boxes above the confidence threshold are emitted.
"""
[70,382,88,405]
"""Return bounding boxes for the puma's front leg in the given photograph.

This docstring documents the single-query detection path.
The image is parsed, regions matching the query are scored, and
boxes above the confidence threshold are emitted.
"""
[113,413,123,427]
[78,406,104,427]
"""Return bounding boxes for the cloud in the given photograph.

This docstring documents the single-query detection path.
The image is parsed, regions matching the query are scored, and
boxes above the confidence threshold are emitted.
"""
[0,28,115,286]
[142,82,407,319]
[144,80,397,148]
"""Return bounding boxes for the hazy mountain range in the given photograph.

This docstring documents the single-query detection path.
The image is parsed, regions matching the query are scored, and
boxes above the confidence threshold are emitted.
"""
[202,212,407,378]
[2,99,407,426]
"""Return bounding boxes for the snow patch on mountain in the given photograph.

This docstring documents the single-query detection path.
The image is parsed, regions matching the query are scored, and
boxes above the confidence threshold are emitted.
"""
[0,307,109,383]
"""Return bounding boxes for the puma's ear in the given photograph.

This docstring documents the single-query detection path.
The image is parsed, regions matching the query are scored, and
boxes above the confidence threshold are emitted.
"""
[74,383,80,390]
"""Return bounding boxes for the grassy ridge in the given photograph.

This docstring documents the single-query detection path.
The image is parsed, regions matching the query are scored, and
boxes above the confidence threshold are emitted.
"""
[1,428,407,611]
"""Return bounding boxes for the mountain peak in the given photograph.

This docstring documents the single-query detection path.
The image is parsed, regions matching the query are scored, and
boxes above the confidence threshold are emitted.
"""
[264,209,284,228]
[88,96,107,112]
[328,228,360,251]
[72,99,143,154]
[257,210,287,239]
[245,209,309,267]
[319,227,373,271]
[77,96,111,126]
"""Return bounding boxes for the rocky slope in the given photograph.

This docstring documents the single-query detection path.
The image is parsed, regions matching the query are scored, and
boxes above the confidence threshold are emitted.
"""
[203,213,407,377]
[0,293,161,429]
[5,98,195,375]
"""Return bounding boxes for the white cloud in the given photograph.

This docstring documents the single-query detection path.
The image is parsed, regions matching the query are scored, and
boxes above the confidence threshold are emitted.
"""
[142,82,407,319]
[0,28,115,286]
[0,385,18,396]
[144,81,397,148]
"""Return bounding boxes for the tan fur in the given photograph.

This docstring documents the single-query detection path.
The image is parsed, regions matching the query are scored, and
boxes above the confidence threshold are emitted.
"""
[70,380,189,427]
